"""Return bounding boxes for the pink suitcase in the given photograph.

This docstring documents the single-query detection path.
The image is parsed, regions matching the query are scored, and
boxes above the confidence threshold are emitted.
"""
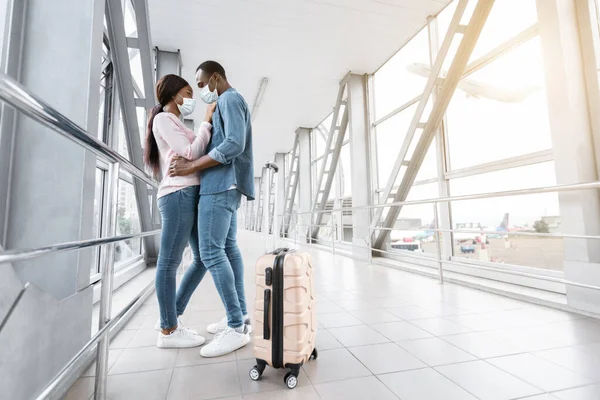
[249,248,318,389]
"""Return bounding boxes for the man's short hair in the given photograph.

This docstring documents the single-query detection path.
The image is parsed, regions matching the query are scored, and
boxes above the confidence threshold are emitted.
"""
[196,61,227,80]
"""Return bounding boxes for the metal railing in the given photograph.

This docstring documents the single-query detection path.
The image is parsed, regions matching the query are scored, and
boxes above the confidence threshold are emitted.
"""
[0,71,160,400]
[269,180,600,293]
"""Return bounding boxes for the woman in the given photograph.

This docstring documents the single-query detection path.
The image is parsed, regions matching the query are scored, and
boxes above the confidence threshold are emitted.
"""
[144,74,214,348]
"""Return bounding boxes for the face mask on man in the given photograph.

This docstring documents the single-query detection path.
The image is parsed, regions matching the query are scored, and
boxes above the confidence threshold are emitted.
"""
[199,75,219,104]
[176,94,196,116]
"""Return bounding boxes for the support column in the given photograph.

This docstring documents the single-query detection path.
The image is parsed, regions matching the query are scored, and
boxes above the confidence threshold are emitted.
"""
[429,16,453,260]
[274,153,287,237]
[346,74,372,260]
[537,0,600,313]
[0,0,103,398]
[297,128,312,242]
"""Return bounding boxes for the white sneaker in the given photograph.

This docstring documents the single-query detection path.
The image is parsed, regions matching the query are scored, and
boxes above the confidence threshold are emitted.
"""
[207,315,252,334]
[154,317,198,335]
[200,326,250,358]
[156,327,206,349]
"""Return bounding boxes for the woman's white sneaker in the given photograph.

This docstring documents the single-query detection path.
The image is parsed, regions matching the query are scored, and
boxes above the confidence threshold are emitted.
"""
[207,315,252,334]
[200,326,250,358]
[157,326,206,349]
[154,317,198,335]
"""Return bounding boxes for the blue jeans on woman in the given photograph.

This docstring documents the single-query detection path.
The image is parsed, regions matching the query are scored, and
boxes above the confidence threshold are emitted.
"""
[156,185,207,329]
[198,189,248,329]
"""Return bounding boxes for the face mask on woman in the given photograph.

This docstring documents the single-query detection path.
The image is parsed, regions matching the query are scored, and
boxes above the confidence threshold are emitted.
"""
[176,94,196,116]
[199,75,219,104]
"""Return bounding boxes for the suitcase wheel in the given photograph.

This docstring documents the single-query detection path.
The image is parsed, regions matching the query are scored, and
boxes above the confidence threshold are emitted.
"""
[284,372,298,389]
[310,348,318,360]
[249,365,263,381]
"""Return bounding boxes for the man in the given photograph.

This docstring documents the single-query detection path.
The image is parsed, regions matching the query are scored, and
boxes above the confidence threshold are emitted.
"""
[169,61,254,357]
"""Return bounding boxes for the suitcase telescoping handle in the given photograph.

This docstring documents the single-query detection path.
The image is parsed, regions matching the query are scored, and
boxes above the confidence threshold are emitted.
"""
[263,289,271,340]
[262,162,279,254]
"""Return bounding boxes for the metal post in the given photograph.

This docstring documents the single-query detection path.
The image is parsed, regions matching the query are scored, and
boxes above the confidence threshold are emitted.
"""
[433,202,444,284]
[94,162,120,400]
[332,215,336,255]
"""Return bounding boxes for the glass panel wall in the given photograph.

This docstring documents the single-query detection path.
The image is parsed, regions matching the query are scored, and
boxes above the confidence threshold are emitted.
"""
[371,0,562,274]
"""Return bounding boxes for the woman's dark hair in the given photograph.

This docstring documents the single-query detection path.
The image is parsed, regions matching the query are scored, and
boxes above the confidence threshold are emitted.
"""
[144,74,191,175]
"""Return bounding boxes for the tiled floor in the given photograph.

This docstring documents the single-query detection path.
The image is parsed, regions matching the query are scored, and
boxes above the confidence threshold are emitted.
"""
[67,231,600,400]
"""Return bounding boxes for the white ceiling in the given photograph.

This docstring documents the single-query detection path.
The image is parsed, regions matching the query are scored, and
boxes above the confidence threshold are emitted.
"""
[147,0,450,174]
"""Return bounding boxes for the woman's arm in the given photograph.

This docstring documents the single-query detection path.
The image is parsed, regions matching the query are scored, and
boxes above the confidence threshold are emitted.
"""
[154,114,210,160]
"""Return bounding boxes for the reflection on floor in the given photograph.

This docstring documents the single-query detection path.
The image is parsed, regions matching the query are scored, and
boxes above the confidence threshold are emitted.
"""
[68,231,600,400]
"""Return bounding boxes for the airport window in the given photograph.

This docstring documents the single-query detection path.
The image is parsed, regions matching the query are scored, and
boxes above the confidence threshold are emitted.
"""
[91,168,105,281]
[449,162,562,270]
[114,179,142,264]
[445,36,552,170]
[373,26,429,120]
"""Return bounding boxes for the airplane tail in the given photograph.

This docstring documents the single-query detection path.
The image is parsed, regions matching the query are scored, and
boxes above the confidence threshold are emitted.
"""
[498,213,509,231]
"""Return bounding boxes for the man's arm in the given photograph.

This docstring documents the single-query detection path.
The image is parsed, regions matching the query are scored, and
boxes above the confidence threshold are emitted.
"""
[169,93,247,177]
[169,153,219,176]
[207,93,247,164]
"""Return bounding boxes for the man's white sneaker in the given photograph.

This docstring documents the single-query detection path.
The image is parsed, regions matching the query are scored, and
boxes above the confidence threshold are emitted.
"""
[156,327,206,349]
[154,317,198,335]
[207,315,252,334]
[200,326,250,358]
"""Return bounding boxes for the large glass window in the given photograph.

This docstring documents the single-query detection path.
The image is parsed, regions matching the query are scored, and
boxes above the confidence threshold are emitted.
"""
[446,36,552,170]
[449,163,562,270]
[91,168,105,280]
[115,178,142,263]
[374,27,430,120]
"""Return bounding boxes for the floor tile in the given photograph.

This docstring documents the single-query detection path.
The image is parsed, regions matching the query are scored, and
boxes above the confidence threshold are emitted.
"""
[349,342,426,374]
[436,360,542,400]
[370,321,433,342]
[417,302,470,317]
[177,346,236,367]
[302,348,372,384]
[64,377,94,400]
[167,362,241,400]
[442,332,524,359]
[106,369,172,400]
[314,376,397,400]
[398,337,477,366]
[379,368,477,400]
[237,358,311,394]
[241,386,320,400]
[486,326,564,352]
[523,395,560,400]
[123,314,148,330]
[328,325,390,347]
[83,348,122,377]
[367,297,408,308]
[534,347,600,380]
[315,329,344,351]
[554,383,600,399]
[317,301,345,314]
[410,317,472,336]
[350,309,401,324]
[234,340,256,360]
[488,353,594,392]
[109,329,136,349]
[109,346,178,375]
[317,311,363,329]
[335,299,378,311]
[385,305,436,320]
[445,314,508,331]
[126,328,159,348]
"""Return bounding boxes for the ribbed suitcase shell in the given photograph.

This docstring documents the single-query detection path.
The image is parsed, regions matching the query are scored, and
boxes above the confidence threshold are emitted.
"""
[253,251,317,367]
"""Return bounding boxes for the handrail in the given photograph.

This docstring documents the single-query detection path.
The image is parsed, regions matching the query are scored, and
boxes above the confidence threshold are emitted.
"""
[280,180,600,216]
[0,71,158,188]
[0,229,161,264]
[33,280,155,400]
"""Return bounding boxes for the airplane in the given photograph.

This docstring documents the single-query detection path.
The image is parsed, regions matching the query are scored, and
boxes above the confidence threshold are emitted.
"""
[406,63,541,103]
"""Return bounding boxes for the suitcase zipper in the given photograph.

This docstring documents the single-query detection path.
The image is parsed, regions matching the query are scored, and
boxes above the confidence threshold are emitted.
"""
[272,252,285,368]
